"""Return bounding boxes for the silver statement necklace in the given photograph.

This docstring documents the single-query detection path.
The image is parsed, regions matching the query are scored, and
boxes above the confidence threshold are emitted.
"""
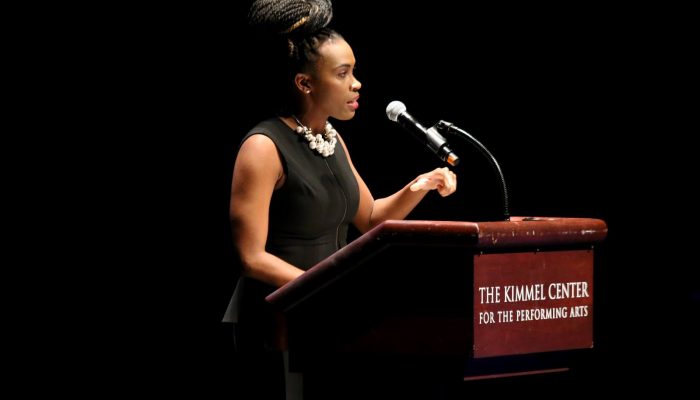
[292,115,338,157]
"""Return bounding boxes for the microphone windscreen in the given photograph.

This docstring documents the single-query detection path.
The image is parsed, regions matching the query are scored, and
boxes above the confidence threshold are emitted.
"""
[386,100,406,122]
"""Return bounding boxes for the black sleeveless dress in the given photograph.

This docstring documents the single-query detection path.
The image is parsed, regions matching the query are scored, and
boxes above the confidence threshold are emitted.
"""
[224,117,360,350]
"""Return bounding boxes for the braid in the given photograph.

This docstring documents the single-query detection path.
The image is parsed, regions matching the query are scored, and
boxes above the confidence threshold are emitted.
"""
[248,0,333,36]
[248,0,340,69]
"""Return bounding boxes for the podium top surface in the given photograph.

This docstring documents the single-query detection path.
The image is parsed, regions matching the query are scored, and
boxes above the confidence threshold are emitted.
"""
[477,216,607,248]
[266,217,607,307]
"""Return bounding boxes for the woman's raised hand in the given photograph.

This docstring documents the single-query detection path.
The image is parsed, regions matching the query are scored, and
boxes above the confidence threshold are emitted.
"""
[409,167,457,197]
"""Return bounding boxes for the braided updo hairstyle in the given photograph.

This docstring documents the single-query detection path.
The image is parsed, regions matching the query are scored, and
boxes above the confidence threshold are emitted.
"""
[247,0,344,106]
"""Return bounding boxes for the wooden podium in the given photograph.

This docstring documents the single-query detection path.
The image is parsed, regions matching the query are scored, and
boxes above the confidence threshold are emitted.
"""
[266,217,607,398]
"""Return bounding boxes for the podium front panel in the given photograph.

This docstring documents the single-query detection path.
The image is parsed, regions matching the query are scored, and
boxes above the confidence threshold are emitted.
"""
[473,249,594,358]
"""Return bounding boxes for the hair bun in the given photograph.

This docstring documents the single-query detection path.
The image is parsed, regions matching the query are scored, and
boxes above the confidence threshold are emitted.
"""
[248,0,333,37]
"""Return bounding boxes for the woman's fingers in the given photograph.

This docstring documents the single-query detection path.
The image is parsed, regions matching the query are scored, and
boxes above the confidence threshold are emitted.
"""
[437,167,457,197]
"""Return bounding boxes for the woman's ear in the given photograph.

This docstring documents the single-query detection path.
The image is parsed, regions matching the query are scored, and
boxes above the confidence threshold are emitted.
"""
[294,73,312,94]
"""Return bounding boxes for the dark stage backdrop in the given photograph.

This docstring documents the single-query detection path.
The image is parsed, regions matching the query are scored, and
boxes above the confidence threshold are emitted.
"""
[128,2,696,397]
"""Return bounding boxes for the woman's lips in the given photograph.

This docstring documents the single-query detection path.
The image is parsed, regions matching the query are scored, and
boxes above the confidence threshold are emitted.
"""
[348,96,360,110]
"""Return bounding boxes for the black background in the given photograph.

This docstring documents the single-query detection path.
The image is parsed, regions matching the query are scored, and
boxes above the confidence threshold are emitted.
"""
[103,2,697,397]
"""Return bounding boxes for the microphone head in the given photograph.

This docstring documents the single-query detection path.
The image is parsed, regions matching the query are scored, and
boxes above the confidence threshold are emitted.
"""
[386,100,406,122]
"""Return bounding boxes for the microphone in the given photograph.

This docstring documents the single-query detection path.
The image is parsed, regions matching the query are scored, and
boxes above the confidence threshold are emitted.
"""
[386,100,460,166]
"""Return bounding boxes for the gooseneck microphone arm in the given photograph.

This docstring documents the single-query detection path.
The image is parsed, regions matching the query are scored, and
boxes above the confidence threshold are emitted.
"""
[436,120,510,221]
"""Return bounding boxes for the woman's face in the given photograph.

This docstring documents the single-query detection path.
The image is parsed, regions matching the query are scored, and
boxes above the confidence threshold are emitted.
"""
[309,38,362,121]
